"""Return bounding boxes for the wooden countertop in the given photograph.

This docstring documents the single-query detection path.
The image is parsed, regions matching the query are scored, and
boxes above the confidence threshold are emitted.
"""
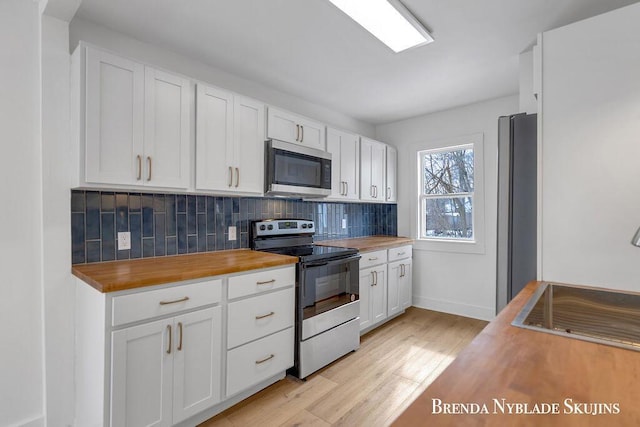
[315,236,413,252]
[72,249,298,293]
[393,281,640,426]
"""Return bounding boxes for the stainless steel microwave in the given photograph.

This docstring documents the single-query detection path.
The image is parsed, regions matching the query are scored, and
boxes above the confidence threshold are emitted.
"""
[265,139,332,197]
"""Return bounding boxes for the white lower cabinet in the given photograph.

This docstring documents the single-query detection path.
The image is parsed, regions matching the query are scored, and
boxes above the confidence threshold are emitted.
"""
[226,327,294,397]
[359,262,388,332]
[76,265,295,427]
[359,245,413,333]
[111,307,222,426]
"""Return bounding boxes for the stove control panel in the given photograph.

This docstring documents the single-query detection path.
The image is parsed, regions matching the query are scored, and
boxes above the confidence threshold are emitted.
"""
[253,219,315,236]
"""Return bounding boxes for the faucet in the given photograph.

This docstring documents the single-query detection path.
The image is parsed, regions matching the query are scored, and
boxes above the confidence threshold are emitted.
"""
[632,227,640,247]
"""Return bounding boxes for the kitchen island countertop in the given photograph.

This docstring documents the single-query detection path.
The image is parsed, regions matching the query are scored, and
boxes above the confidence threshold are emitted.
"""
[393,280,640,426]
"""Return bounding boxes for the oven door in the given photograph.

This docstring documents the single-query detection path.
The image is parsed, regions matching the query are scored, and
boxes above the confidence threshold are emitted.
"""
[300,255,360,320]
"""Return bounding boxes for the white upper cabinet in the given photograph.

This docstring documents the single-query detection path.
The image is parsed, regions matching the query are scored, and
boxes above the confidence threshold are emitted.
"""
[196,84,265,194]
[85,48,144,186]
[385,145,397,202]
[196,85,234,191]
[360,137,386,202]
[326,127,360,200]
[267,106,325,150]
[144,68,191,188]
[83,46,190,189]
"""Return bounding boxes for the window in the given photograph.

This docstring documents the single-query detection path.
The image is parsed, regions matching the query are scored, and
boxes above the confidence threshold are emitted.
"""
[419,144,475,241]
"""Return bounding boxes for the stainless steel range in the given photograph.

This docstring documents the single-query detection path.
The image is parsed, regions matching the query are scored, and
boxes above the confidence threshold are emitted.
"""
[251,219,360,379]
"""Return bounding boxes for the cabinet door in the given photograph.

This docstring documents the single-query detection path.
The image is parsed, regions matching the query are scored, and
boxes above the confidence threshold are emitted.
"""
[359,267,374,331]
[387,260,402,317]
[111,319,172,427]
[400,259,413,309]
[195,84,234,191]
[327,128,359,200]
[85,48,144,185]
[172,307,222,424]
[371,265,388,325]
[233,96,265,194]
[360,137,386,201]
[144,67,191,188]
[267,107,325,150]
[266,107,299,144]
[386,145,397,202]
[296,116,325,150]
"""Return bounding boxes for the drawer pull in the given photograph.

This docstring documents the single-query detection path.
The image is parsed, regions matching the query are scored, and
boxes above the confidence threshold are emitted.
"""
[368,257,378,261]
[177,322,183,351]
[255,354,275,364]
[256,279,276,285]
[397,252,406,256]
[255,311,275,320]
[159,296,190,306]
[166,325,172,354]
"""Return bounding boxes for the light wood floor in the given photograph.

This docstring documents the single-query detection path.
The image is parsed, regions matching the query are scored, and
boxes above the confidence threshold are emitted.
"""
[200,307,487,427]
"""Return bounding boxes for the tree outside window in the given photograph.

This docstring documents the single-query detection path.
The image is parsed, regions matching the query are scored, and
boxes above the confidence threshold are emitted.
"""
[419,145,474,240]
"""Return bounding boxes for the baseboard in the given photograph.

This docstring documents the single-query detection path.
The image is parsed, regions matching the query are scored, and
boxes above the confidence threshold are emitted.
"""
[412,296,495,321]
[9,415,44,427]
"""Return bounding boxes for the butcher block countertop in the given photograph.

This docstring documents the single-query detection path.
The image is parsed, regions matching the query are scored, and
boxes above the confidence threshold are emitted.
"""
[72,249,298,293]
[315,235,413,252]
[393,281,640,426]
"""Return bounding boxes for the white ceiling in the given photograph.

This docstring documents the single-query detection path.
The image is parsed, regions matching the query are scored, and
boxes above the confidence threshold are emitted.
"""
[73,0,639,125]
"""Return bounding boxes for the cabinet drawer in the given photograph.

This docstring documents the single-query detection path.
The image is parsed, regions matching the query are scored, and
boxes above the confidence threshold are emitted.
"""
[112,279,222,327]
[227,287,295,349]
[359,249,387,269]
[226,327,294,397]
[387,245,412,262]
[228,266,295,300]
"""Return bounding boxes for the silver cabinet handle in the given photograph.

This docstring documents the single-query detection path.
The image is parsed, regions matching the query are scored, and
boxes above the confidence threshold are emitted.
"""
[228,166,233,187]
[387,187,391,200]
[371,271,375,287]
[400,264,404,278]
[296,124,300,142]
[147,156,152,181]
[370,185,374,198]
[256,279,276,285]
[255,354,275,364]
[177,322,183,351]
[159,296,189,305]
[375,185,378,198]
[301,125,304,142]
[255,311,275,320]
[235,167,239,188]
[374,270,378,285]
[397,251,406,256]
[368,257,378,261]
[166,325,172,354]
[136,155,142,180]
[345,181,349,196]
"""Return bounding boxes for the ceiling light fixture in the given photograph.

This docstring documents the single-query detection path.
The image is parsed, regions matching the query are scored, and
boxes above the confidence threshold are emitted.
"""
[327,0,434,53]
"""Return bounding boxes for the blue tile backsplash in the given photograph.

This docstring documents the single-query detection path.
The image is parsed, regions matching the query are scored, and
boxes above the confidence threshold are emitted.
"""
[71,190,397,264]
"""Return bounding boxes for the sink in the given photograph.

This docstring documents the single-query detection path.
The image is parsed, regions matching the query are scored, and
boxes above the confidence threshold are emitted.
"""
[512,282,640,351]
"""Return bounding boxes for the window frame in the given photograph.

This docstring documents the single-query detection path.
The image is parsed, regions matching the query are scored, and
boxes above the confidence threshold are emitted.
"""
[413,133,485,254]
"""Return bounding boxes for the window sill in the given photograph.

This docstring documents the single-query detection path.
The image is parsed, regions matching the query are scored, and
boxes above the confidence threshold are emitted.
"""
[414,238,485,254]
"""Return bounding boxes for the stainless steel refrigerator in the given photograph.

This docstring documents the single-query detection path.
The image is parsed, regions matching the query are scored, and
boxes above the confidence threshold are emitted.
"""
[496,113,537,313]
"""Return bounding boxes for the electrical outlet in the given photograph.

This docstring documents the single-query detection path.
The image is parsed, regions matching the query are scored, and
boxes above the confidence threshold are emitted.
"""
[117,232,131,250]
[342,218,347,229]
[228,226,237,241]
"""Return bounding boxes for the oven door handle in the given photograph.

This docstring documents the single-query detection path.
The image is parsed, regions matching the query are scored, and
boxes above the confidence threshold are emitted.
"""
[303,261,330,268]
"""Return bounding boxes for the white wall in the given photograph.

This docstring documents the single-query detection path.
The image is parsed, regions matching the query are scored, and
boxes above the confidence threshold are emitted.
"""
[376,95,519,320]
[540,3,640,289]
[519,50,537,114]
[0,1,45,426]
[42,15,75,427]
[69,18,376,139]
